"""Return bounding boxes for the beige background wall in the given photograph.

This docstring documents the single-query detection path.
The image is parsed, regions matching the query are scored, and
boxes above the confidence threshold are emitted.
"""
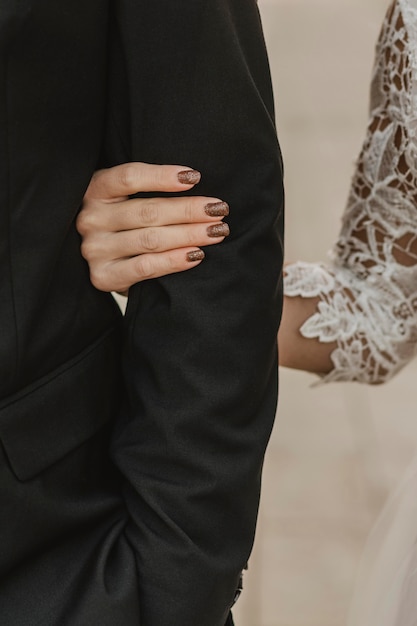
[234,1,417,625]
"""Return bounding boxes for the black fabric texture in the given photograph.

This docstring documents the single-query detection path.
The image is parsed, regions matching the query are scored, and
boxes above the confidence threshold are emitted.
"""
[107,1,284,624]
[0,1,284,624]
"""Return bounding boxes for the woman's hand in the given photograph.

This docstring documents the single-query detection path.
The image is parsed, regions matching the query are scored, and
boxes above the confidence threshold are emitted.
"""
[76,162,230,294]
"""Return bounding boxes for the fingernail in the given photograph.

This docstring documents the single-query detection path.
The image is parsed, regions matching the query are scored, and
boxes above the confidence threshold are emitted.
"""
[187,249,205,262]
[204,201,229,217]
[207,223,230,238]
[178,169,201,185]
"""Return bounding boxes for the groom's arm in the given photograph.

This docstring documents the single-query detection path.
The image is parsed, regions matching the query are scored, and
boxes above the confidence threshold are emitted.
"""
[109,1,284,624]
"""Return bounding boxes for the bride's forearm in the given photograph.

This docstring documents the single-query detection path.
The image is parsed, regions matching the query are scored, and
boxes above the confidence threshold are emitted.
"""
[278,294,335,374]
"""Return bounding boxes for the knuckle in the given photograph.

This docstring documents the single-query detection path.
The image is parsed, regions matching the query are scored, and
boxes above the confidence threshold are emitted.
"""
[80,237,102,261]
[80,239,94,260]
[119,164,137,191]
[184,198,196,223]
[76,202,103,234]
[167,253,181,271]
[76,209,92,235]
[140,200,159,225]
[154,166,166,189]
[135,255,154,280]
[186,227,197,246]
[140,228,159,251]
[90,267,109,292]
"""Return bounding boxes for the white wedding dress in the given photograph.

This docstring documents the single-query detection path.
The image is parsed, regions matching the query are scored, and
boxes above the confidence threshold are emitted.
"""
[284,0,417,623]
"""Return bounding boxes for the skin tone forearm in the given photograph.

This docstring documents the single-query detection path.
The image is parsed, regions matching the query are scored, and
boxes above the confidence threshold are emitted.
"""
[278,294,335,374]
[278,219,417,376]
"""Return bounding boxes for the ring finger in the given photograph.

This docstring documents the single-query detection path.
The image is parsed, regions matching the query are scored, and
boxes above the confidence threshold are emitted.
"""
[88,221,231,260]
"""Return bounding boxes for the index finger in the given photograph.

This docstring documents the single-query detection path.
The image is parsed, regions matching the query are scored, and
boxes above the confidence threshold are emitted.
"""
[86,162,202,202]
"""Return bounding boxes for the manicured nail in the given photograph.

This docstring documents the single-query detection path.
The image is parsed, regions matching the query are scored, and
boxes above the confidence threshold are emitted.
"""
[207,223,230,238]
[178,169,201,185]
[187,249,205,262]
[204,201,229,217]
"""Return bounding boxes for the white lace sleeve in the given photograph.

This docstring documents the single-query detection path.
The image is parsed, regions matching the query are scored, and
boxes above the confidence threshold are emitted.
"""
[284,0,417,384]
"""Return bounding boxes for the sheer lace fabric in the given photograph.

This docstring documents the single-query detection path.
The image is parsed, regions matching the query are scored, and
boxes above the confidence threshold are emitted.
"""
[347,452,417,626]
[284,0,417,383]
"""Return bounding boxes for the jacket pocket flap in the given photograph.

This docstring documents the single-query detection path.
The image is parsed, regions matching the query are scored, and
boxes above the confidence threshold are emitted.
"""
[0,327,121,481]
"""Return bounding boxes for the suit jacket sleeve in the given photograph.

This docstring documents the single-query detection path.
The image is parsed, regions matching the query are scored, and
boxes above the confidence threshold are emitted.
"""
[107,1,284,624]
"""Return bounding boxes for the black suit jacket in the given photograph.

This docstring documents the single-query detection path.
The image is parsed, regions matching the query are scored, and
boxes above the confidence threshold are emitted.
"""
[0,1,284,624]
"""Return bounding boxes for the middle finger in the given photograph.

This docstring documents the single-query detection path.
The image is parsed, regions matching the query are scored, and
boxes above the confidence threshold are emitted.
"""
[90,196,230,232]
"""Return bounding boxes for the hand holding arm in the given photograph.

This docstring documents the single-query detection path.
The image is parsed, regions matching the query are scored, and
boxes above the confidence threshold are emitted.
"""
[76,162,229,293]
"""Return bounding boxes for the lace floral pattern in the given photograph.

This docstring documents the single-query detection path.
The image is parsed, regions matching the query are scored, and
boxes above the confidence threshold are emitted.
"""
[284,0,417,384]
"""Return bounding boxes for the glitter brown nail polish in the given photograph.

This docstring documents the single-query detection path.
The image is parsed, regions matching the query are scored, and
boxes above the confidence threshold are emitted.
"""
[204,201,230,217]
[178,169,201,185]
[187,250,205,262]
[207,223,230,238]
